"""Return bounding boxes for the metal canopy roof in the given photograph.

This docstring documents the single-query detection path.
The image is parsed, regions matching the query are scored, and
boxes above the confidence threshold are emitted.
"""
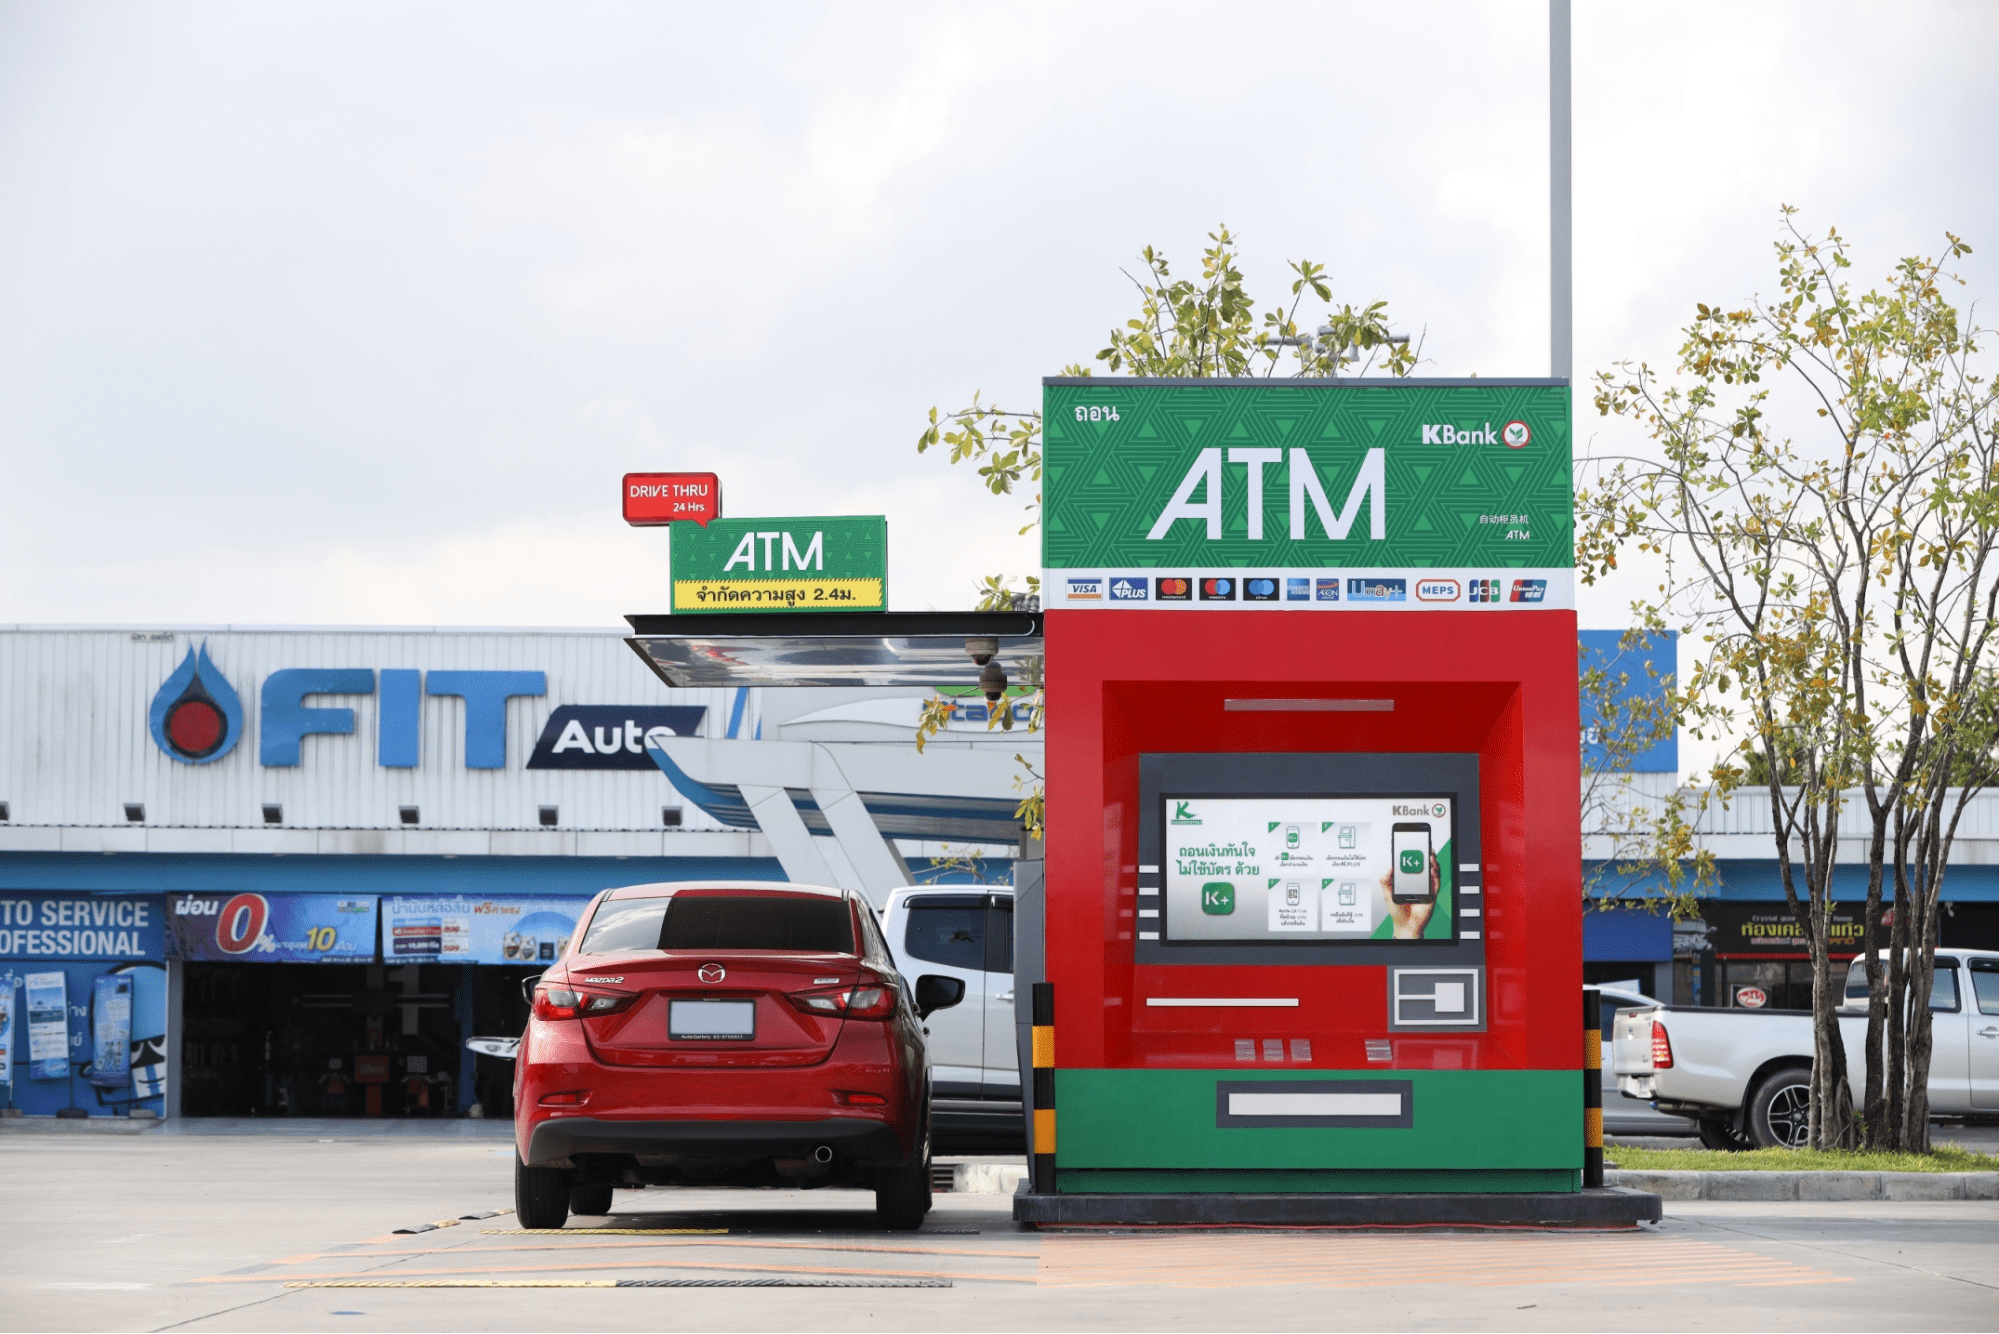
[623,611,1043,689]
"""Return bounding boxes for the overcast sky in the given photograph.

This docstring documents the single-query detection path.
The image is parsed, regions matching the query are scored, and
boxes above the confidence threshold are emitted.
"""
[1,0,1993,633]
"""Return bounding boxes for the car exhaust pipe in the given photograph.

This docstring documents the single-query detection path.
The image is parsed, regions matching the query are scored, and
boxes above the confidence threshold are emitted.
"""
[812,1145,834,1164]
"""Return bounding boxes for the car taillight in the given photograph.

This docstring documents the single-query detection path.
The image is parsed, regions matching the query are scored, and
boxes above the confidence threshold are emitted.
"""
[1651,1019,1674,1069]
[533,983,634,1021]
[788,976,897,1020]
[835,1090,888,1106]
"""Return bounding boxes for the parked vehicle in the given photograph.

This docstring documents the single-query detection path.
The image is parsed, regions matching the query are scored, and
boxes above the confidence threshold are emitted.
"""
[1611,948,1999,1148]
[1594,988,1697,1137]
[878,886,1021,1148]
[512,881,964,1229]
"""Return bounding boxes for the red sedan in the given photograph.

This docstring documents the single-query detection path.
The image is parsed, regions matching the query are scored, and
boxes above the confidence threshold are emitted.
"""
[513,881,964,1229]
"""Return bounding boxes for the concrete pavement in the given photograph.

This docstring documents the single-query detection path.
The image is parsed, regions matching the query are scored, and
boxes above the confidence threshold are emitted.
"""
[4,1122,1996,1332]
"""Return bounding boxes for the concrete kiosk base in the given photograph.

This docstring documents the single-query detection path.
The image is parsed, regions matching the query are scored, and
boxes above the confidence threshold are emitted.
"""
[1012,1185,1662,1228]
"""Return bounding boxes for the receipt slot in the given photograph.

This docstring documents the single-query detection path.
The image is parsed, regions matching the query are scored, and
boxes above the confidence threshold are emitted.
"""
[1016,377,1657,1225]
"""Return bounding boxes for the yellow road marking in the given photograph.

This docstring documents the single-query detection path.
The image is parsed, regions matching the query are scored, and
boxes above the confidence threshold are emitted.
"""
[199,1255,1032,1285]
[271,1238,1038,1264]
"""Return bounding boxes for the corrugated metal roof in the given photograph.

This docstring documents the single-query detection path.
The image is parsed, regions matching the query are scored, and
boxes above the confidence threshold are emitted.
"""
[0,627,753,834]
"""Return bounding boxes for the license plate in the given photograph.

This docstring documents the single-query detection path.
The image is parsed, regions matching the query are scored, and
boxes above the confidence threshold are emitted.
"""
[669,999,756,1040]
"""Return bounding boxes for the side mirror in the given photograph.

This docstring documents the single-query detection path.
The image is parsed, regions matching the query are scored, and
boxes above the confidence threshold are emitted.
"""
[915,974,965,1019]
[520,973,543,1005]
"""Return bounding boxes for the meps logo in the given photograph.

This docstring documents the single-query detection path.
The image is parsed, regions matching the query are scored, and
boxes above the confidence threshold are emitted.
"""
[1420,423,1500,445]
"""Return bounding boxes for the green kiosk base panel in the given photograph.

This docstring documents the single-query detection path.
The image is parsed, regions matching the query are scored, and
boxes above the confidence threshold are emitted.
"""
[1012,1187,1663,1228]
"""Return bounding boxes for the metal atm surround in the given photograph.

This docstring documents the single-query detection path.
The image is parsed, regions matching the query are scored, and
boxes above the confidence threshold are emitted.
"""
[1135,751,1482,969]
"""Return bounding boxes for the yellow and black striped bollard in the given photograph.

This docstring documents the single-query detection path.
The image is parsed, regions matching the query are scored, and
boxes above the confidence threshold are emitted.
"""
[1031,982,1055,1193]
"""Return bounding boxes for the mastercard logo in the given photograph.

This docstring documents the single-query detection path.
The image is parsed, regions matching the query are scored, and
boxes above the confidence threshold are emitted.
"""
[1157,578,1192,600]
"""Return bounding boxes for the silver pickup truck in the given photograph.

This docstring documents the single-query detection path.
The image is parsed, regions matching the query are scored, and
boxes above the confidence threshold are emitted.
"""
[1611,948,1999,1148]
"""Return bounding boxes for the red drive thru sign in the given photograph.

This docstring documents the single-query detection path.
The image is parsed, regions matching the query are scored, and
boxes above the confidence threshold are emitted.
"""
[623,473,721,526]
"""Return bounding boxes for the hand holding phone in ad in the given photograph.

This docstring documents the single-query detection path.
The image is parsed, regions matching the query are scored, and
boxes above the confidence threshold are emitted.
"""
[1379,846,1440,939]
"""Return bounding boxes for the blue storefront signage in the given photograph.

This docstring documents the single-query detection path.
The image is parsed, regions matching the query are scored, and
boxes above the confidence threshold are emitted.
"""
[383,896,581,965]
[0,894,163,961]
[167,893,376,963]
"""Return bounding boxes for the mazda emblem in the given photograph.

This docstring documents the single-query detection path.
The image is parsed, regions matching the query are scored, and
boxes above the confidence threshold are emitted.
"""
[698,964,726,984]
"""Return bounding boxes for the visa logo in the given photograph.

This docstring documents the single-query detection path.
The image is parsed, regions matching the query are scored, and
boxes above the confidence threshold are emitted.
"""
[1067,577,1103,600]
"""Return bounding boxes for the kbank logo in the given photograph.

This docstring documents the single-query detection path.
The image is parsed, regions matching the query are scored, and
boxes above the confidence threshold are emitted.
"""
[1420,423,1499,445]
[1170,802,1202,825]
[1399,848,1425,874]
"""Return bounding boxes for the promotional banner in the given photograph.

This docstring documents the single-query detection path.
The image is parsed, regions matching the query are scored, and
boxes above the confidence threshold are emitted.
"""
[0,894,164,961]
[0,983,13,1091]
[1043,380,1572,609]
[89,975,132,1089]
[383,897,580,965]
[167,893,376,963]
[24,971,70,1080]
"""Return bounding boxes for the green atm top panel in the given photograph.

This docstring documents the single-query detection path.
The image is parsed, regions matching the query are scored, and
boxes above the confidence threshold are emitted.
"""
[1042,378,1571,574]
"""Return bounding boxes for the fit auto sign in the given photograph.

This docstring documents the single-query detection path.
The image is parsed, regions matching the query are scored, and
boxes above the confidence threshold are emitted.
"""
[624,472,721,526]
[670,516,887,614]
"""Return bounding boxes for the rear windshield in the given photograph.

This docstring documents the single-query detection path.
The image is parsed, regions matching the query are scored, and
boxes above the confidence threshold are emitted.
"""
[578,894,854,955]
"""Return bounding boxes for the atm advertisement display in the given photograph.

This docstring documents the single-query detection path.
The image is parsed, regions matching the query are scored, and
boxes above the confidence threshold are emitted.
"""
[1163,796,1455,943]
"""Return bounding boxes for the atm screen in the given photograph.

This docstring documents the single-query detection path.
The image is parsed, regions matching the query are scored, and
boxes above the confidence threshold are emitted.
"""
[1161,795,1454,943]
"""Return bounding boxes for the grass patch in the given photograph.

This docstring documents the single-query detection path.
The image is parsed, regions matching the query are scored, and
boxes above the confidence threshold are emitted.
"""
[1607,1142,1999,1173]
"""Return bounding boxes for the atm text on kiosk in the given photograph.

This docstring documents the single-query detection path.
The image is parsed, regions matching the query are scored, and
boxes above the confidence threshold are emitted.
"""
[1020,377,1656,1225]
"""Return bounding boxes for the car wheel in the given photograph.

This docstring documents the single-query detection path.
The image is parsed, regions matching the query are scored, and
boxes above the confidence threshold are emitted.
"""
[515,1153,572,1229]
[568,1182,614,1217]
[874,1134,933,1231]
[1697,1117,1753,1152]
[1746,1069,1812,1149]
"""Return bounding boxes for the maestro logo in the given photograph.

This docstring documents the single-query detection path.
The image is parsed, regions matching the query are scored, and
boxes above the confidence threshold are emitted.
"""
[148,643,245,765]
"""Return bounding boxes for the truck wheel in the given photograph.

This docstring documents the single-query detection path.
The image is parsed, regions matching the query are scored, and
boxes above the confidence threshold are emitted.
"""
[874,1133,933,1231]
[1746,1069,1812,1149]
[568,1182,614,1217]
[1697,1117,1753,1152]
[515,1154,572,1229]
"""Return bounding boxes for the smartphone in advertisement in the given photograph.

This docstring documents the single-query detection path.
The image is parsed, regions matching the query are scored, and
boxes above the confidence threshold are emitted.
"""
[1391,823,1435,903]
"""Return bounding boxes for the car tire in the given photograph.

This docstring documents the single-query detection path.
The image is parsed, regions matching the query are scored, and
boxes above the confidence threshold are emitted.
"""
[874,1135,933,1231]
[1745,1069,1812,1149]
[1697,1117,1754,1152]
[515,1153,572,1229]
[569,1182,614,1218]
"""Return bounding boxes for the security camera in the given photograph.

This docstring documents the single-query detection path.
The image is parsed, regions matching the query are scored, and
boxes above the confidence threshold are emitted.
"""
[978,660,1008,704]
[964,636,998,666]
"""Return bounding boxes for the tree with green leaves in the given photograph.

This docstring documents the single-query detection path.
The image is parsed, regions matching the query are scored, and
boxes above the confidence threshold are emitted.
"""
[1582,210,1998,1150]
[911,226,1418,836]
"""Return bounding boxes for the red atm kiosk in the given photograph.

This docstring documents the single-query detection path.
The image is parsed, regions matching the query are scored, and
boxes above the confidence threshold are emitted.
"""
[1014,376,1655,1225]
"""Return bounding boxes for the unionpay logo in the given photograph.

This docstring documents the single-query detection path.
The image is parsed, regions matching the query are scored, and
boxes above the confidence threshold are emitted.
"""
[1067,577,1103,601]
[1509,579,1548,604]
[1108,577,1149,602]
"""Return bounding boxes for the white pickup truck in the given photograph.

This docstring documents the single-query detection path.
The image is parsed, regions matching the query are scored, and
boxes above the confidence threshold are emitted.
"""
[1611,948,1999,1148]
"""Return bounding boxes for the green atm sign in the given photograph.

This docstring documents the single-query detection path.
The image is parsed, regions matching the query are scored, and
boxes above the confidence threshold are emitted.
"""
[671,516,887,614]
[1042,379,1572,609]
